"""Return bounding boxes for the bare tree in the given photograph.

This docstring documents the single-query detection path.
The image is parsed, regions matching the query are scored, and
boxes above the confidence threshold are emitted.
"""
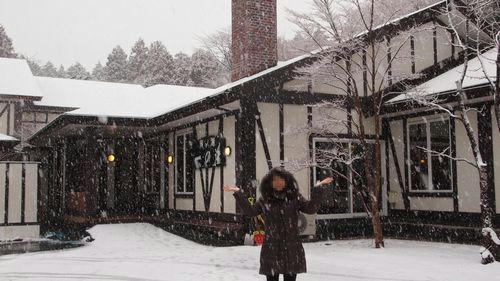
[198,28,327,74]
[288,0,438,248]
[401,0,498,262]
[452,0,500,131]
[197,28,233,73]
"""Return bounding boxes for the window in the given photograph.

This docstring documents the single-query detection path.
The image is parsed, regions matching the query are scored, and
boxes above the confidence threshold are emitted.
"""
[144,141,161,194]
[175,133,195,194]
[313,139,375,215]
[408,118,452,192]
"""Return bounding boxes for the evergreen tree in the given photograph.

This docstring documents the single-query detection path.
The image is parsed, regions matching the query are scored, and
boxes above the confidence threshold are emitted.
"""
[172,52,192,86]
[0,24,16,58]
[19,55,43,75]
[189,49,222,88]
[66,62,91,80]
[91,62,106,81]
[103,45,128,82]
[41,61,58,77]
[143,41,174,87]
[128,38,148,84]
[56,65,67,78]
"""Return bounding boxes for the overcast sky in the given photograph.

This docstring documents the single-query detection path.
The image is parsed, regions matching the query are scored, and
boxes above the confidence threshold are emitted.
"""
[0,0,311,70]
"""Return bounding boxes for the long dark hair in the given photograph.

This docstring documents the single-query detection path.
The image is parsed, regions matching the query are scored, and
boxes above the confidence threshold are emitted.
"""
[259,167,300,202]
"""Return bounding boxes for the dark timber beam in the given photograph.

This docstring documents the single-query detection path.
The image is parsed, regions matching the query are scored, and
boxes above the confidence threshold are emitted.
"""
[478,106,496,218]
[235,97,257,200]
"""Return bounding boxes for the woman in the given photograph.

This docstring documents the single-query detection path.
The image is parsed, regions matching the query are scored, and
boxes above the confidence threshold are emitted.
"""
[224,167,333,281]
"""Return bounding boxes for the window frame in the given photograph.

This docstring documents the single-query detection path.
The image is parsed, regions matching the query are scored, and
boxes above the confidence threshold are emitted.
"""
[174,131,194,195]
[407,115,454,193]
[312,137,387,219]
[144,140,162,194]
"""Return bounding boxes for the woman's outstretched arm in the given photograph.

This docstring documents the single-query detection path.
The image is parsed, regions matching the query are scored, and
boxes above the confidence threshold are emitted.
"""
[298,177,333,214]
[224,185,264,217]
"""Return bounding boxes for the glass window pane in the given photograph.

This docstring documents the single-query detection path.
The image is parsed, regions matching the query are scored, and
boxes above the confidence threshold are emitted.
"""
[352,143,375,212]
[144,145,152,193]
[152,145,161,193]
[409,123,429,190]
[315,142,350,214]
[185,134,194,193]
[430,120,452,190]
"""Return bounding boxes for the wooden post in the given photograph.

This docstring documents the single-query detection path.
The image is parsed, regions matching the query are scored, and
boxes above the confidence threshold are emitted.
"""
[106,140,115,210]
[61,139,67,216]
[495,31,500,133]
[160,135,166,209]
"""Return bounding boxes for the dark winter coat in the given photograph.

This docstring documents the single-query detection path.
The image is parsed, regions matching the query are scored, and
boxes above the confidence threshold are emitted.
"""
[233,186,325,275]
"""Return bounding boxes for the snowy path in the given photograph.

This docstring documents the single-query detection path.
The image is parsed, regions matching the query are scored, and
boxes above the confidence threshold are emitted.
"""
[0,223,499,281]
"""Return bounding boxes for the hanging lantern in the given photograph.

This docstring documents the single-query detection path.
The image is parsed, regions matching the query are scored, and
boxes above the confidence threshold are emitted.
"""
[107,153,116,162]
[224,146,232,156]
[167,154,174,164]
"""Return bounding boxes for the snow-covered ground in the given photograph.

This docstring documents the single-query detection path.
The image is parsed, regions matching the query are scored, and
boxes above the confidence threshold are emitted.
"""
[0,223,499,281]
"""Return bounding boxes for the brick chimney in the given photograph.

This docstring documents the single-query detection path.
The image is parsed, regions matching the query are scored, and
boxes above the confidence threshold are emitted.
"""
[231,0,278,81]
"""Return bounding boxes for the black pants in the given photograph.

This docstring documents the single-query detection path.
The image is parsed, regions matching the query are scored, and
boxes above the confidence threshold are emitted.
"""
[266,274,297,281]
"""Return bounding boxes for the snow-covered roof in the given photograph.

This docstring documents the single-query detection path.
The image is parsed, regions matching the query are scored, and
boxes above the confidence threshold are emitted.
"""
[34,77,214,119]
[388,48,497,103]
[35,77,147,118]
[143,85,215,117]
[0,133,19,142]
[0,58,42,98]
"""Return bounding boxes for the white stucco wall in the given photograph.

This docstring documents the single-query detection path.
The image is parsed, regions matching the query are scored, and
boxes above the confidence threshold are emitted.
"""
[24,164,38,223]
[195,123,206,212]
[208,120,222,213]
[410,197,454,211]
[436,25,452,62]
[366,41,389,94]
[222,116,237,214]
[455,111,480,213]
[0,164,5,224]
[0,225,39,240]
[391,32,413,83]
[8,164,22,223]
[414,22,436,73]
[388,120,406,210]
[282,79,308,92]
[283,105,309,198]
[256,103,280,198]
[312,104,349,135]
[0,102,15,136]
[175,198,193,211]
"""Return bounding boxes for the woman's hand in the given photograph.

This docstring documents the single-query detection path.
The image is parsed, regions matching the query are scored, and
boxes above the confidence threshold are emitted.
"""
[223,185,240,192]
[315,177,334,187]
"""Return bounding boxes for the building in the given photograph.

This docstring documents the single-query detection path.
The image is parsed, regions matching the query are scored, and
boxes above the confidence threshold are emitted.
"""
[0,58,47,240]
[2,0,498,244]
